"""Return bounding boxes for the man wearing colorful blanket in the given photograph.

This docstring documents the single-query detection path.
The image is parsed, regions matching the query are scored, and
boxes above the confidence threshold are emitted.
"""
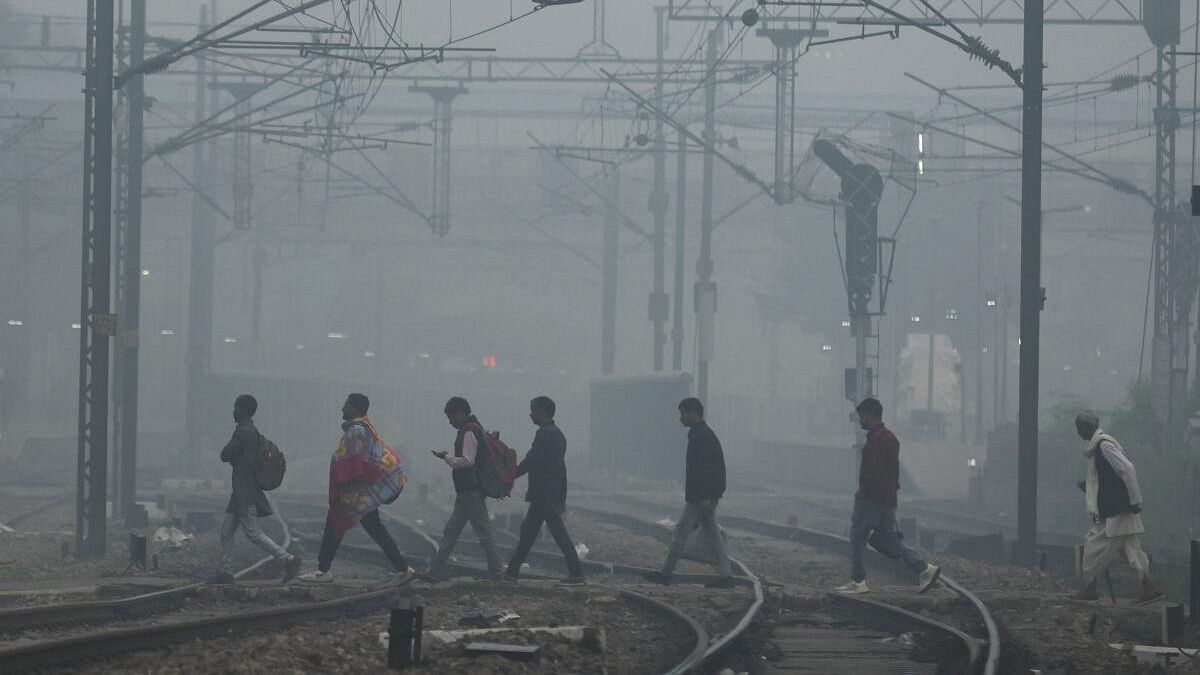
[299,393,411,583]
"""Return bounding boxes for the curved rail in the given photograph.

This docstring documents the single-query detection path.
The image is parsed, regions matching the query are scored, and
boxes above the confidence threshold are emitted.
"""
[0,496,294,633]
[0,585,400,671]
[701,555,764,666]
[574,502,997,675]
[715,512,998,675]
[620,588,709,675]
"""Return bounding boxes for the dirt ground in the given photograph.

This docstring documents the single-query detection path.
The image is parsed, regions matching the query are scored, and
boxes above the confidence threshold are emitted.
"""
[3,483,1182,673]
[66,583,696,675]
[572,489,1187,674]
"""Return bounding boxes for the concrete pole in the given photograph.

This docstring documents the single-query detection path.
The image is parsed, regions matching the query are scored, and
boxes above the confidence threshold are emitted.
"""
[925,219,938,413]
[185,6,212,462]
[974,200,986,445]
[696,22,722,401]
[672,129,686,371]
[601,166,619,375]
[651,8,668,371]
[1016,0,1044,567]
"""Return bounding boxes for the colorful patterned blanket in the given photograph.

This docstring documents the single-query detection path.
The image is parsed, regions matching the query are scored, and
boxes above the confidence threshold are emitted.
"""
[327,416,406,537]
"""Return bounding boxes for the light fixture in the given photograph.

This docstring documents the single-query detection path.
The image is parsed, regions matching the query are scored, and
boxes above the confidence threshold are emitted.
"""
[917,131,925,155]
[821,344,833,352]
[71,322,81,329]
[967,458,977,468]
[985,298,997,308]
[363,351,376,357]
[160,329,175,336]
[418,352,431,359]
[1063,364,1072,371]
[917,159,924,175]
[944,309,959,321]
[6,320,23,327]
[141,269,150,277]
[841,319,852,328]
[223,336,238,344]
[910,315,921,324]
[295,344,305,350]
[327,332,345,340]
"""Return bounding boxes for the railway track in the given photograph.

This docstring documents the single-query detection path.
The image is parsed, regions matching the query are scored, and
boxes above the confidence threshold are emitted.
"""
[570,498,1000,674]
[0,495,722,674]
[0,486,996,673]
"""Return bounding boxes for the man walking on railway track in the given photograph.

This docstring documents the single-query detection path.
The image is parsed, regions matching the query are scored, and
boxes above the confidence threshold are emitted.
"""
[217,394,300,584]
[1071,412,1164,604]
[643,397,735,589]
[836,397,940,595]
[298,393,411,584]
[503,396,586,585]
[424,396,503,580]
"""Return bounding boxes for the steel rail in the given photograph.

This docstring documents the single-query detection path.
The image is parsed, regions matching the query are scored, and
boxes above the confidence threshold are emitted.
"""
[0,584,400,672]
[621,588,709,675]
[0,496,291,632]
[575,502,997,675]
[168,495,716,675]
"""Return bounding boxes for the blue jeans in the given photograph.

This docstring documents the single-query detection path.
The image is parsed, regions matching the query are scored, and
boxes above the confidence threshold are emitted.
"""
[850,498,926,582]
[661,500,733,577]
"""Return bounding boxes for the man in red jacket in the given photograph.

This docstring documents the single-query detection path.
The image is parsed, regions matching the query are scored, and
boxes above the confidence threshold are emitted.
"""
[836,397,940,595]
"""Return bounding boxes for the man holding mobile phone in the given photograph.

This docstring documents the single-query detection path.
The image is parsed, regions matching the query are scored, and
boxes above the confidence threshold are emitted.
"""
[423,397,503,580]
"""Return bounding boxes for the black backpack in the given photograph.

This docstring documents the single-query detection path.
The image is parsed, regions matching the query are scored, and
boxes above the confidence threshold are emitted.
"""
[254,432,287,491]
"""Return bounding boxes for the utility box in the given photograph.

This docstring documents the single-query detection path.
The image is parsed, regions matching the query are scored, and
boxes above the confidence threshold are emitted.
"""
[589,373,692,480]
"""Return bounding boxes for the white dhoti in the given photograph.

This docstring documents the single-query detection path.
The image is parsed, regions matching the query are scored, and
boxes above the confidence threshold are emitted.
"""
[1081,519,1149,585]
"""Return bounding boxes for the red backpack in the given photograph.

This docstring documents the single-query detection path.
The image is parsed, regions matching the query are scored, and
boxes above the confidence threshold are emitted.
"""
[473,426,518,499]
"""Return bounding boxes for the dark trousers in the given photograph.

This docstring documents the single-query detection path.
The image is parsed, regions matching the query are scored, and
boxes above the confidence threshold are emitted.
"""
[317,509,409,573]
[506,500,584,579]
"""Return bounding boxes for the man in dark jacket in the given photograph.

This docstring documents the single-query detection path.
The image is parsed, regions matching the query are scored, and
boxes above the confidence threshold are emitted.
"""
[835,397,939,595]
[644,397,734,588]
[503,396,585,585]
[216,394,299,584]
[425,396,502,579]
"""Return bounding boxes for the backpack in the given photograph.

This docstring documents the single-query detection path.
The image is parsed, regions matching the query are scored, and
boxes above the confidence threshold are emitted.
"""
[475,428,518,499]
[254,433,287,491]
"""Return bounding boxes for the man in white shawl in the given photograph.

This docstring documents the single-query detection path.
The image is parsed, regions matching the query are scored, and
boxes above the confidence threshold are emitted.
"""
[1073,412,1163,603]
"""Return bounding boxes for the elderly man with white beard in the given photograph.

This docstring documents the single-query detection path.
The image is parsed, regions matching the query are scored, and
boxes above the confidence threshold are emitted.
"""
[1072,412,1164,604]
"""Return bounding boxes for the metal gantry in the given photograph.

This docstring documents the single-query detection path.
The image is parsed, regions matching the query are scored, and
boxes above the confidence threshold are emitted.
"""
[77,0,116,557]
[111,0,147,523]
[409,85,466,237]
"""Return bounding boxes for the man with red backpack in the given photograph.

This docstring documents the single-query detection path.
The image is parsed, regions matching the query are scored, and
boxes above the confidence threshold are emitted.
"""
[298,393,410,583]
[424,396,503,580]
[216,394,299,584]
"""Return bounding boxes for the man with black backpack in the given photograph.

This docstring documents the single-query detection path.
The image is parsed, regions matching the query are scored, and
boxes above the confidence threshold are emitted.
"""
[216,394,299,584]
[424,396,503,580]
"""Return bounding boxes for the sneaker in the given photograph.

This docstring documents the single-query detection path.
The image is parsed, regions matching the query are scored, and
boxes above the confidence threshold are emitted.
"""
[557,576,586,586]
[298,570,334,583]
[211,571,237,585]
[704,576,735,589]
[388,568,414,585]
[501,573,519,584]
[642,571,672,586]
[917,564,941,594]
[282,557,301,584]
[835,580,869,594]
